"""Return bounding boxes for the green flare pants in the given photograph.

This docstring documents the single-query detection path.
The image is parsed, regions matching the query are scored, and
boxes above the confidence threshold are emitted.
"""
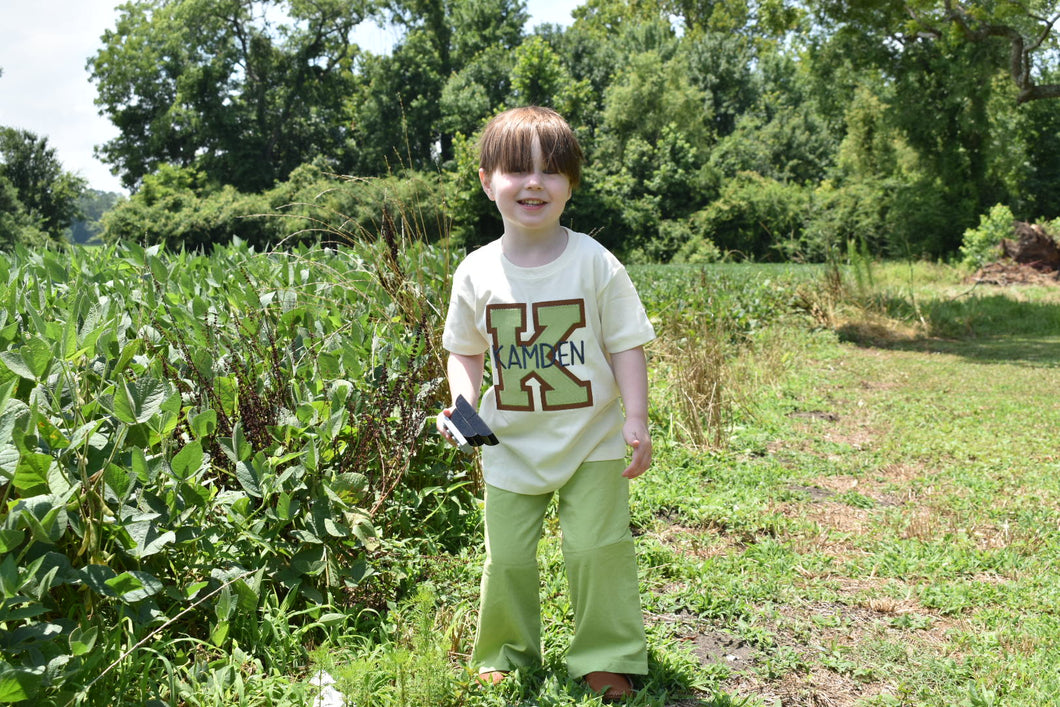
[471,459,648,679]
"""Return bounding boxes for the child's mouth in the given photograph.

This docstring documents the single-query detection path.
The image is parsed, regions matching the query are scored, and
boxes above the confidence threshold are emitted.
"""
[519,199,546,206]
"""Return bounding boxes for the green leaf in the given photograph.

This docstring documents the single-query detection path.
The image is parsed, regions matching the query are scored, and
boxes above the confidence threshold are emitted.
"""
[0,444,20,481]
[0,529,24,553]
[276,491,292,520]
[113,376,169,425]
[324,518,349,538]
[20,337,54,379]
[79,564,118,596]
[0,338,53,380]
[104,571,144,596]
[171,440,205,479]
[289,546,326,576]
[15,496,66,543]
[61,300,80,360]
[35,417,70,450]
[190,409,217,439]
[219,422,251,463]
[233,578,259,613]
[147,254,170,283]
[130,446,150,483]
[0,665,43,703]
[210,621,230,648]
[69,626,98,657]
[106,571,162,603]
[0,602,46,624]
[184,581,209,600]
[110,339,141,377]
[216,376,237,417]
[79,298,109,348]
[317,612,346,627]
[349,512,380,552]
[0,353,33,381]
[214,585,235,621]
[0,379,19,419]
[104,463,133,499]
[125,520,176,559]
[12,454,51,495]
[0,554,18,596]
[235,460,262,498]
[317,351,342,378]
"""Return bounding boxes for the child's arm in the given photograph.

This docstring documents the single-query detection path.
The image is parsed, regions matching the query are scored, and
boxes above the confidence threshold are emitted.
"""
[436,352,485,446]
[611,346,652,479]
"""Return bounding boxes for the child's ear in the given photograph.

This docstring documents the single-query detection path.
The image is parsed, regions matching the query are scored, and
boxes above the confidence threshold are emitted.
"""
[479,168,495,201]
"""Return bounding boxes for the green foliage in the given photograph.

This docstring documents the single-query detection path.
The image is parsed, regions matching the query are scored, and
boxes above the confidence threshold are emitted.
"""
[692,173,810,261]
[347,0,528,173]
[82,0,1060,259]
[0,128,86,246]
[322,585,463,707]
[88,0,366,191]
[959,203,1015,269]
[0,177,49,251]
[68,190,124,245]
[102,164,450,250]
[0,234,475,704]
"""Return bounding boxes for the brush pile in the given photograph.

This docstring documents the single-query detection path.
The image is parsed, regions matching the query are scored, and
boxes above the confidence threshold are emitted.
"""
[971,221,1060,285]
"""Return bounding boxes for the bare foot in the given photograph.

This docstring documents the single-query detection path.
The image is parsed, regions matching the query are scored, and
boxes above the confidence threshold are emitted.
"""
[475,670,508,687]
[584,671,634,702]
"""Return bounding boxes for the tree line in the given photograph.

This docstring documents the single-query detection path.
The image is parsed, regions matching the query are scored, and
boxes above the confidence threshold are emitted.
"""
[4,0,1060,261]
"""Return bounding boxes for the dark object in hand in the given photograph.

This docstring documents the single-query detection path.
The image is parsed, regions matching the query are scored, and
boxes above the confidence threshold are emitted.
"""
[442,395,498,451]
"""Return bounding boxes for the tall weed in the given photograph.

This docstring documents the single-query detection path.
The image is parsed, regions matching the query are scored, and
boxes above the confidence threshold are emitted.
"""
[633,265,812,449]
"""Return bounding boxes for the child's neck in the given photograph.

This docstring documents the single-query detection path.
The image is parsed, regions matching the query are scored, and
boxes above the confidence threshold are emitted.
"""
[501,225,569,267]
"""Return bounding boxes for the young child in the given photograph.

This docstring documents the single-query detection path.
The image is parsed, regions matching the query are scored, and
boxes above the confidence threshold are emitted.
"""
[437,106,655,702]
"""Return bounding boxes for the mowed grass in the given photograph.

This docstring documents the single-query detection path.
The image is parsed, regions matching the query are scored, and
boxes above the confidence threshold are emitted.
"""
[627,265,1060,706]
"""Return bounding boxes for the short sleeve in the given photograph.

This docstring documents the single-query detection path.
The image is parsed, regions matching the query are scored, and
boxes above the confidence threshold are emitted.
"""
[599,265,655,354]
[442,263,490,356]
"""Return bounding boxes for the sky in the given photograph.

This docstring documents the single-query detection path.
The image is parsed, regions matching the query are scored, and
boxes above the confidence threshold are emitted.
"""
[0,0,580,195]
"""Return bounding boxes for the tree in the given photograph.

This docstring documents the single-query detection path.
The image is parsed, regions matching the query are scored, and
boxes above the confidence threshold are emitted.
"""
[811,0,1060,104]
[350,0,528,172]
[0,128,86,242]
[0,176,46,250]
[904,0,1060,104]
[70,190,124,244]
[88,0,367,192]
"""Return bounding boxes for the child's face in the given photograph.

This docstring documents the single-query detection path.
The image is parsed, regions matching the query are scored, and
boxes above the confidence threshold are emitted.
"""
[479,136,572,238]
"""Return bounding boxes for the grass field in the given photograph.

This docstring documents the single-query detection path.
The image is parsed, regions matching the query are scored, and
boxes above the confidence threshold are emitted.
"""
[4,244,1058,706]
[311,263,1060,706]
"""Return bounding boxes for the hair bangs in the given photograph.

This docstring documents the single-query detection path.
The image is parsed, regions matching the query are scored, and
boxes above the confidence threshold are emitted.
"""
[479,107,583,188]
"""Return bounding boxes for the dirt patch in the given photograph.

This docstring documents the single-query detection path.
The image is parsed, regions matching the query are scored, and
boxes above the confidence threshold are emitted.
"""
[785,484,836,503]
[968,261,1060,286]
[649,612,756,674]
[690,632,756,672]
[726,669,896,707]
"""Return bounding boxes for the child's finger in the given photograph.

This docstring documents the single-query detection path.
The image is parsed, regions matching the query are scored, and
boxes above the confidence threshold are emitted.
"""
[436,409,456,444]
[622,438,651,478]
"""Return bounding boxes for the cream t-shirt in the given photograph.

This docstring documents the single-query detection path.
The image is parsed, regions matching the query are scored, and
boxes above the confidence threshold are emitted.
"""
[442,229,655,494]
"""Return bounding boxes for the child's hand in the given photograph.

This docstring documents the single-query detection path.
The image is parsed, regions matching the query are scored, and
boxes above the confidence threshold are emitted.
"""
[621,418,652,479]
[436,408,458,447]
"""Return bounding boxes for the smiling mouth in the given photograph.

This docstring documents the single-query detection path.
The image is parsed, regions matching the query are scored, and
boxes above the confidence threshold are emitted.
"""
[519,199,547,206]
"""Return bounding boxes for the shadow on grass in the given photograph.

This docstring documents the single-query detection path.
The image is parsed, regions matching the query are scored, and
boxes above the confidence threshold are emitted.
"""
[840,294,1060,368]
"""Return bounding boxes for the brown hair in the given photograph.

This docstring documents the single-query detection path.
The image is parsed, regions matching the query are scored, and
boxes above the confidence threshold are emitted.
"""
[478,106,584,189]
